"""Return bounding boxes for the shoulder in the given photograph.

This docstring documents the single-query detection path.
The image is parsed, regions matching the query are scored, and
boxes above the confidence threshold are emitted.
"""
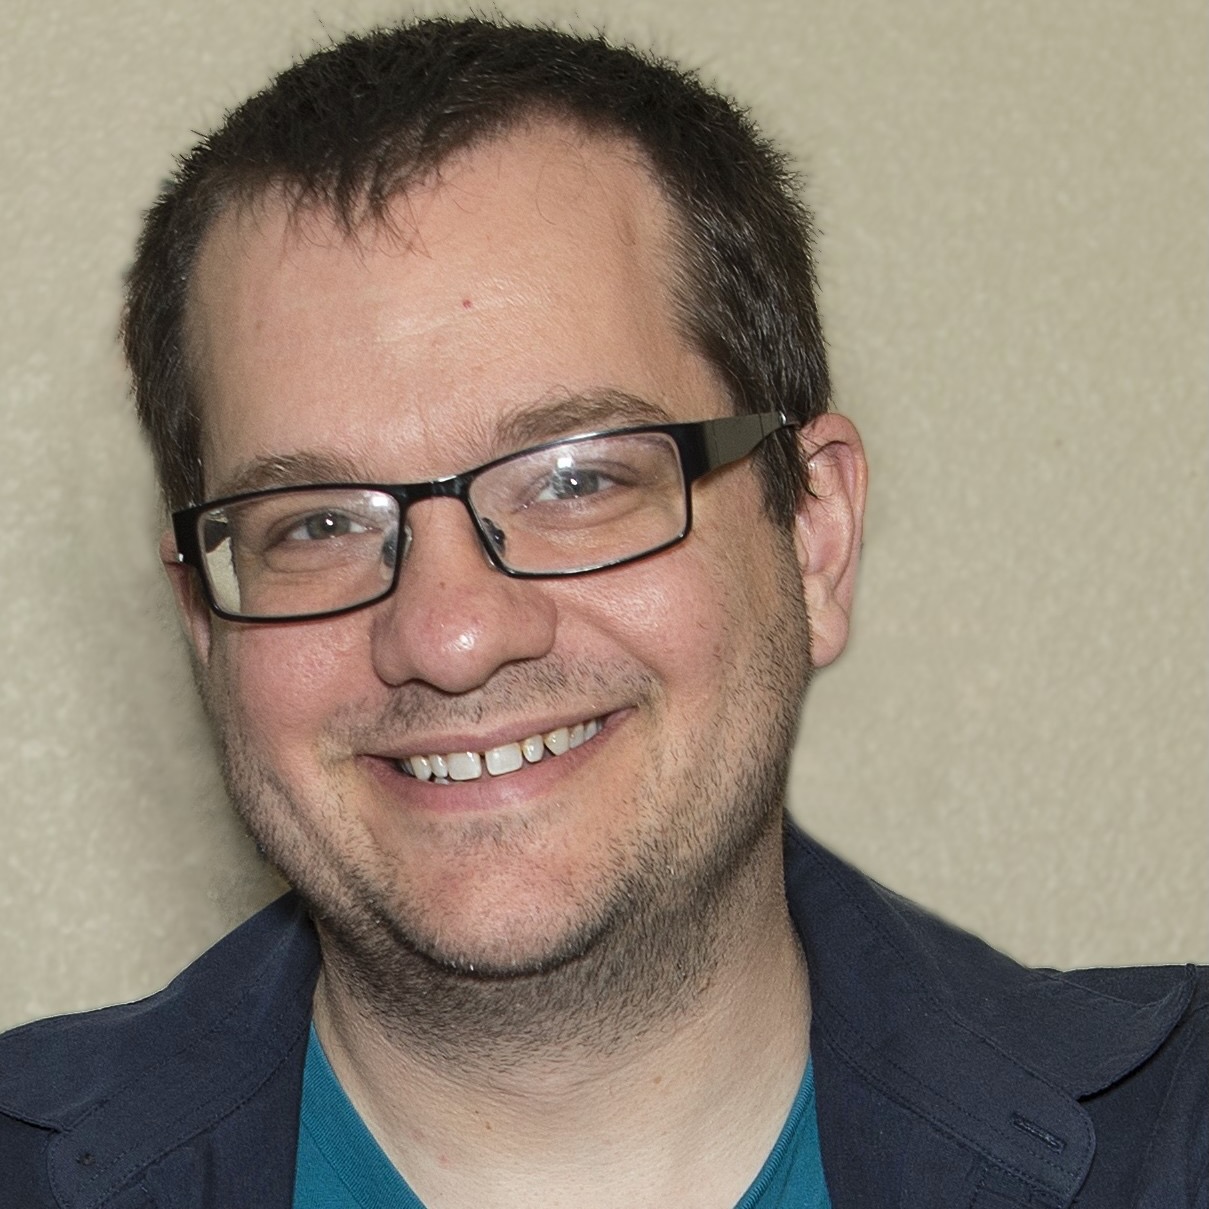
[783,823,1207,1205]
[782,822,1202,1077]
[0,894,318,1209]
[1073,965,1208,1206]
[0,893,318,1127]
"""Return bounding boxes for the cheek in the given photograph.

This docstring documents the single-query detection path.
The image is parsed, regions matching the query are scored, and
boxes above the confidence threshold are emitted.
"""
[567,543,757,703]
[208,619,371,757]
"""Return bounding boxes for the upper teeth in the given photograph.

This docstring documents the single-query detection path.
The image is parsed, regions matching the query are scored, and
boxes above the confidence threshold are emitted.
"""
[400,718,603,783]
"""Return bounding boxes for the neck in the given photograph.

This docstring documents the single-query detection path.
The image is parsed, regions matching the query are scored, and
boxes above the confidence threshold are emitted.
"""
[310,827,810,1208]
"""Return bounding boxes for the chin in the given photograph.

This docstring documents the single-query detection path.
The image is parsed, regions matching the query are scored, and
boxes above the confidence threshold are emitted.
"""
[324,852,636,979]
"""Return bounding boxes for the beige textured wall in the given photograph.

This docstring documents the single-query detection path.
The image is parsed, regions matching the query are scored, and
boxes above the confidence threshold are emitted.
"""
[1,0,1204,1032]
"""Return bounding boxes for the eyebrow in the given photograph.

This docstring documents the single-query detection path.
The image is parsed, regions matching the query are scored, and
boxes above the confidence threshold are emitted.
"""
[492,389,678,452]
[211,389,681,499]
[213,450,365,499]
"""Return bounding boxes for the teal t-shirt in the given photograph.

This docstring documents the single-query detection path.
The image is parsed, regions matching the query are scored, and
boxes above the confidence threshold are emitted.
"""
[294,1026,830,1207]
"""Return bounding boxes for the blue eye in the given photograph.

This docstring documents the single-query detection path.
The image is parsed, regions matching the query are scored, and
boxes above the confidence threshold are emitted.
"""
[285,511,369,541]
[537,466,608,501]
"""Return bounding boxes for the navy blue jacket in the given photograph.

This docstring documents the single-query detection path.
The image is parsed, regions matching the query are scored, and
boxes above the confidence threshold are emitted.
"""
[1,826,1205,1208]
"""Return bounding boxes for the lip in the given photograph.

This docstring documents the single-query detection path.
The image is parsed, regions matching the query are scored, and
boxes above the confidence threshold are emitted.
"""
[359,708,629,811]
[369,708,626,764]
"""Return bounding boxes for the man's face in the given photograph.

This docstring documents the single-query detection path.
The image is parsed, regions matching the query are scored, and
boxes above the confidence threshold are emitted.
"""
[179,125,833,983]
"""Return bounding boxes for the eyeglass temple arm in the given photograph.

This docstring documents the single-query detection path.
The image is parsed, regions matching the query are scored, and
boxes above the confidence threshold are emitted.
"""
[172,512,199,568]
[691,411,793,478]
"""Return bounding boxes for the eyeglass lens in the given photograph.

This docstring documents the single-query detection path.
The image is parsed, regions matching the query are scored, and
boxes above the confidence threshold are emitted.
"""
[193,431,689,619]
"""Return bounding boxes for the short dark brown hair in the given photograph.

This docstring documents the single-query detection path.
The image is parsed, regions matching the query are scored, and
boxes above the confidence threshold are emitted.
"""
[122,17,831,520]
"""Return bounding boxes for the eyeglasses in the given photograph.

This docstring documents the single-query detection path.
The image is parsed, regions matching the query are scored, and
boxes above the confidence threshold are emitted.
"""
[172,411,795,623]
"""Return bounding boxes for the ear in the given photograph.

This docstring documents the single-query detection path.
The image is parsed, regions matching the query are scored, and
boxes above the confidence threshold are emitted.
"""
[792,413,867,669]
[160,528,214,668]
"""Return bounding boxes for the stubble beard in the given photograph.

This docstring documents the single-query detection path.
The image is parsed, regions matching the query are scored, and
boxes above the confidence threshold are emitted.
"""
[208,572,812,1065]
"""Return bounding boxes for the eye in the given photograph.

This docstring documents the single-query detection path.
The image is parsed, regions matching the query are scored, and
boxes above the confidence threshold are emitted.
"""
[282,510,370,541]
[534,465,612,502]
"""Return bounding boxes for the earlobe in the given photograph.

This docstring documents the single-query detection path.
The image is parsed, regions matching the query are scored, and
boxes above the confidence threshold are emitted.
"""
[160,529,213,667]
[792,414,867,670]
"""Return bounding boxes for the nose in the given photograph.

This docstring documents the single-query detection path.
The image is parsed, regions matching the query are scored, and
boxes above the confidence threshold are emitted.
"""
[369,499,557,692]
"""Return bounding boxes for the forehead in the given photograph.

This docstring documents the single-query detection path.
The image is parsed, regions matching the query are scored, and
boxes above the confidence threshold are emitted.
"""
[187,123,723,496]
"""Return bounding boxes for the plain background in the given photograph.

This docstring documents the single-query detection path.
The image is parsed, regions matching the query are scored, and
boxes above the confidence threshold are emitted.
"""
[1,0,1204,1032]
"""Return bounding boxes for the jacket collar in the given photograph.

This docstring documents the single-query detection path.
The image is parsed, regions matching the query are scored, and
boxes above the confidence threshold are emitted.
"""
[784,824,1194,1206]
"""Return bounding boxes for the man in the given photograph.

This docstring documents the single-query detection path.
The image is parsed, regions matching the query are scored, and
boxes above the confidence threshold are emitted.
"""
[0,17,1203,1209]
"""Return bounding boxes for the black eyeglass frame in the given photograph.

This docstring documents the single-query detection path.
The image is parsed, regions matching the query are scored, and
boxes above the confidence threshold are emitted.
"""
[172,410,796,623]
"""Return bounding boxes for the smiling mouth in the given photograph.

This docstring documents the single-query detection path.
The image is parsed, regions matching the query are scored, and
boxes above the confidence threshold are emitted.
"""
[394,717,605,784]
